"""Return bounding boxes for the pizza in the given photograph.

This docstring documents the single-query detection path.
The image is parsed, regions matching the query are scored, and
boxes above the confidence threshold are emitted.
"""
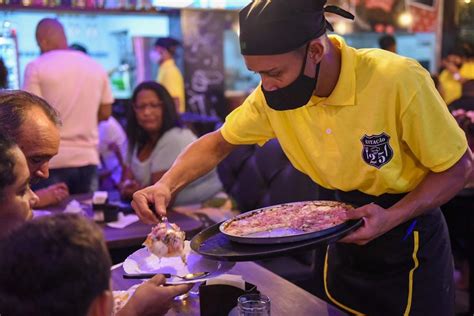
[143,222,186,263]
[221,201,352,237]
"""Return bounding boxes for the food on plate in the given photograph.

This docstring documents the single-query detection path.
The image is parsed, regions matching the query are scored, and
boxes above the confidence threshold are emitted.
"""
[143,222,186,263]
[222,200,353,237]
[113,290,132,314]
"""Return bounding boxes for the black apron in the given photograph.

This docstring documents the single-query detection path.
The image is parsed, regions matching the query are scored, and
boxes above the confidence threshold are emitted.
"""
[323,190,455,316]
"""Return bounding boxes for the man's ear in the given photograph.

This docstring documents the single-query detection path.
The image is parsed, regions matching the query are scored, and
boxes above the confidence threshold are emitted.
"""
[86,290,114,316]
[308,38,325,64]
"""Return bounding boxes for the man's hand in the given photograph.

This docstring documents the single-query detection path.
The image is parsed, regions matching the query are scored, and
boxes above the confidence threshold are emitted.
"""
[131,183,172,224]
[117,274,193,316]
[34,182,70,208]
[339,203,395,245]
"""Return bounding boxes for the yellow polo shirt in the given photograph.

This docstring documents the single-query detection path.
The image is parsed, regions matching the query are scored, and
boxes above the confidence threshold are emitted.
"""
[157,59,185,113]
[439,61,474,105]
[220,36,467,196]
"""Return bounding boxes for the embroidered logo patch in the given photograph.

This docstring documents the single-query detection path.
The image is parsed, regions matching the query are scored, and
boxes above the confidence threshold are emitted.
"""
[360,133,393,169]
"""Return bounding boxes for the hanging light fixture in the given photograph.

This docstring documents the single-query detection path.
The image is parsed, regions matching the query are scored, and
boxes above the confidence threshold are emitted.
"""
[398,11,413,28]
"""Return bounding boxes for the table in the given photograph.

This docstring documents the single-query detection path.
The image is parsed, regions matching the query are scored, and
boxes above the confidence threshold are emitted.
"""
[42,193,204,249]
[111,261,346,316]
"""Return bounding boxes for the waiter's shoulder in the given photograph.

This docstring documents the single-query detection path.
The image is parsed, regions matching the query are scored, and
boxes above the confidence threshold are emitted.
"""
[356,48,429,81]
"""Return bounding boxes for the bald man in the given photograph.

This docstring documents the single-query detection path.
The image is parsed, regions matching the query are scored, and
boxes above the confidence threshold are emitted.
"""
[23,18,114,194]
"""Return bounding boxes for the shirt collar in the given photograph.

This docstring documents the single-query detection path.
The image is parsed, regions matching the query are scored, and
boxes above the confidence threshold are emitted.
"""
[160,59,175,68]
[309,35,356,107]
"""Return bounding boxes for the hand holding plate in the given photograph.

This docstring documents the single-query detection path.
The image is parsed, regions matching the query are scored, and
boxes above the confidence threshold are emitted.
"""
[339,203,394,245]
[116,274,192,316]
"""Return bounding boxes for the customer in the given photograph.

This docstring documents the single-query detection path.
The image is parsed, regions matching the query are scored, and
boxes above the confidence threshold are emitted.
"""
[98,116,127,189]
[120,81,223,206]
[439,44,474,105]
[0,133,39,240]
[0,213,191,316]
[0,90,69,208]
[378,33,397,53]
[23,18,114,194]
[0,109,191,316]
[449,79,474,111]
[152,37,185,113]
[131,1,473,315]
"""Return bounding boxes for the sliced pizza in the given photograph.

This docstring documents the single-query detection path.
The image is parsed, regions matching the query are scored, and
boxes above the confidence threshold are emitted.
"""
[143,222,186,263]
[222,201,352,237]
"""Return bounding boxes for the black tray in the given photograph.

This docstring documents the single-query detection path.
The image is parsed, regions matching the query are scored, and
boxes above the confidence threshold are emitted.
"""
[190,219,363,261]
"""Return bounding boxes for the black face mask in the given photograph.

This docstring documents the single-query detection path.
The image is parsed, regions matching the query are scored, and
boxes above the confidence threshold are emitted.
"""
[261,46,321,111]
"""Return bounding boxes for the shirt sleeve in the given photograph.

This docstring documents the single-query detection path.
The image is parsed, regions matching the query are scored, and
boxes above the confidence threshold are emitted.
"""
[150,128,196,173]
[400,62,468,172]
[22,62,42,97]
[220,87,275,146]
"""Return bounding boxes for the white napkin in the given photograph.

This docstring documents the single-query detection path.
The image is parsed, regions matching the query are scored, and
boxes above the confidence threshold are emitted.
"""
[63,200,85,215]
[107,212,139,229]
[206,274,245,290]
[93,191,108,204]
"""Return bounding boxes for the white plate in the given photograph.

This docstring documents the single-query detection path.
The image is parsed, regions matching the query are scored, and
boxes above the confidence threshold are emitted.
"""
[123,241,235,284]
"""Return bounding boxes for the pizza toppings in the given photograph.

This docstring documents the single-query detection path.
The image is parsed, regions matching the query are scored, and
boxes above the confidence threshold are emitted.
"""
[143,222,186,263]
[222,201,352,237]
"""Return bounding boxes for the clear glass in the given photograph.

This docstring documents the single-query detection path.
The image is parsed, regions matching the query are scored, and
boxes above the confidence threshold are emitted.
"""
[237,293,271,316]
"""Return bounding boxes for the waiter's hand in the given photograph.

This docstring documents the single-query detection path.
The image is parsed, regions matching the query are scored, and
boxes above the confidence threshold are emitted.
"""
[339,203,393,245]
[131,182,171,224]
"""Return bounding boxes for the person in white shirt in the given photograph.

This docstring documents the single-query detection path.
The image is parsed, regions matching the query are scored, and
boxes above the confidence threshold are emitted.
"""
[98,116,127,189]
[23,18,114,194]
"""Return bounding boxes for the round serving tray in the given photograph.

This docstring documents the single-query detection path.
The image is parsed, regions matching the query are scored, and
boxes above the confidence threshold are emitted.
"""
[190,218,363,262]
[219,200,356,244]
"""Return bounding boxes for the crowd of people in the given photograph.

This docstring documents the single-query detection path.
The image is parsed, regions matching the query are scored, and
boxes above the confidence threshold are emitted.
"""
[0,92,192,316]
[0,0,473,315]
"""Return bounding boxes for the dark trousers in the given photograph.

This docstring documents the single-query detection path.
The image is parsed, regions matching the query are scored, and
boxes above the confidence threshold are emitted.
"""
[33,165,98,194]
[316,190,454,316]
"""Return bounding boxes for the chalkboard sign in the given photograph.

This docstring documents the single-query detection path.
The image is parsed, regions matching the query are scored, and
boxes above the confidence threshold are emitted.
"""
[181,10,227,119]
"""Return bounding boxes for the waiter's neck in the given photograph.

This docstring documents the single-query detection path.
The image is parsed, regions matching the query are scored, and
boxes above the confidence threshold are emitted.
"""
[159,55,173,65]
[313,40,341,98]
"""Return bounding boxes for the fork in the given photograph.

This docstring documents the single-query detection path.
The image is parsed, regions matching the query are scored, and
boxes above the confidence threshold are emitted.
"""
[123,271,210,280]
[149,203,174,230]
[160,215,175,230]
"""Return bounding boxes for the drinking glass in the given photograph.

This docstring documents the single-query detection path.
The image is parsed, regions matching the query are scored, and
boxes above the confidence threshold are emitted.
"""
[237,293,271,316]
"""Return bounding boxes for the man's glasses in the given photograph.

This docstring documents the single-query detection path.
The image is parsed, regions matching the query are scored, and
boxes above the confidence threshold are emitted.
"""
[133,102,163,112]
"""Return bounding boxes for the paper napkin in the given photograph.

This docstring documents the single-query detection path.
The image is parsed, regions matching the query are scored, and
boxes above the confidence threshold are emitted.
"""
[107,212,139,229]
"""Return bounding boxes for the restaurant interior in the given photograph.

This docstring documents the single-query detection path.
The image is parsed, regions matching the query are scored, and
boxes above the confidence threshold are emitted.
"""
[0,0,473,315]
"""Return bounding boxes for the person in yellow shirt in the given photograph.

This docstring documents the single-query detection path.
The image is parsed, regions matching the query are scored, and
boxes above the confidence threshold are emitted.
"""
[439,45,474,106]
[131,1,473,314]
[152,37,186,113]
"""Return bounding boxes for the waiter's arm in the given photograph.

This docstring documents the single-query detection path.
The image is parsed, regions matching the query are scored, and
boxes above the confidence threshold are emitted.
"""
[344,148,473,245]
[391,148,473,223]
[131,130,238,224]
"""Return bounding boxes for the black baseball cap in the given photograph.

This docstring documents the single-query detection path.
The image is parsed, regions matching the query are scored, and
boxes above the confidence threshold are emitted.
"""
[239,0,354,55]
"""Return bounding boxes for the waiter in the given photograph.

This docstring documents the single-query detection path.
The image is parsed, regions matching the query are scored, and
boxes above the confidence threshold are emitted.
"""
[131,0,473,314]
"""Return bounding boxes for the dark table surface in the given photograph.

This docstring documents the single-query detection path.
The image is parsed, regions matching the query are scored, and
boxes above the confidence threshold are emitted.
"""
[40,192,203,249]
[112,261,347,316]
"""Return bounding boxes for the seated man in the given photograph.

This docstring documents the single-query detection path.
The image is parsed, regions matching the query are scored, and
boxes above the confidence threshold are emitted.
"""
[0,90,69,208]
[0,135,191,316]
